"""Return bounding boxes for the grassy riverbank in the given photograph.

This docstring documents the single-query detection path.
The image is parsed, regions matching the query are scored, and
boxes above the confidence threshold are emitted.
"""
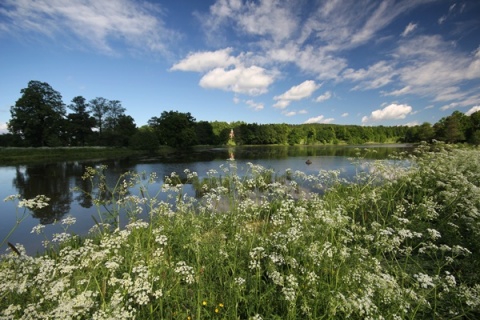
[1,143,479,319]
[0,146,176,165]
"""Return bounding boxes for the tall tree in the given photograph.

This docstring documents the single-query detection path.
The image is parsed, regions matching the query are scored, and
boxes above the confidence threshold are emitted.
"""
[88,97,110,134]
[148,111,197,148]
[8,80,66,147]
[67,96,95,146]
[104,100,126,130]
[129,125,159,153]
[435,111,468,143]
[195,121,215,145]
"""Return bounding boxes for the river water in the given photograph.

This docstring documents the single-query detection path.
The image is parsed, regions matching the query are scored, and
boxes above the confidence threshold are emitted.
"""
[0,144,412,255]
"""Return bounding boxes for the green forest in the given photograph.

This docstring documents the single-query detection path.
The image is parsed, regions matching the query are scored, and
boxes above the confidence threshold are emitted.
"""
[2,80,480,150]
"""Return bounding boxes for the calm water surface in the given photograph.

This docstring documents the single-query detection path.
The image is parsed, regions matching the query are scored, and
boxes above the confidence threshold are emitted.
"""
[0,145,412,255]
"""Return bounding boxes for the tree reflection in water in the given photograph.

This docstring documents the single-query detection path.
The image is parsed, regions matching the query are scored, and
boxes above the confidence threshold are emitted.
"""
[12,159,136,225]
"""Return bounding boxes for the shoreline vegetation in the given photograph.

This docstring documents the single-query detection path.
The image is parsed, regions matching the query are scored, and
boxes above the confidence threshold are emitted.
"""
[1,143,480,319]
[1,142,405,165]
[0,146,174,165]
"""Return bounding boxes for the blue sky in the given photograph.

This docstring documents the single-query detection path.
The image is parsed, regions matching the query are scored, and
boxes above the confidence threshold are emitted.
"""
[1,0,479,133]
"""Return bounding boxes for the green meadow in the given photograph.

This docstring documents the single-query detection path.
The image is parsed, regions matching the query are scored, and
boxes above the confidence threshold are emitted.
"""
[1,143,479,319]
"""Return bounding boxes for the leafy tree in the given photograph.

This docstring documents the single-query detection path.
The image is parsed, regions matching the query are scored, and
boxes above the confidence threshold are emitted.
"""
[148,111,197,148]
[467,111,480,144]
[0,133,23,147]
[416,122,435,142]
[104,100,126,130]
[67,96,95,146]
[195,121,216,145]
[89,97,110,134]
[287,127,304,145]
[129,126,160,153]
[8,80,66,147]
[306,126,316,144]
[113,115,137,147]
[435,111,468,143]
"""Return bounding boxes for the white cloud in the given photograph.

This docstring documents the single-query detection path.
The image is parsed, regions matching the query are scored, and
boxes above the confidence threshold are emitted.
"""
[0,0,175,55]
[440,102,460,111]
[171,47,277,96]
[315,91,332,103]
[341,112,349,117]
[0,122,8,134]
[272,100,290,109]
[362,103,413,123]
[304,115,334,124]
[296,46,347,81]
[245,100,264,111]
[401,22,417,37]
[376,35,480,112]
[207,0,298,42]
[274,80,319,109]
[199,65,275,95]
[343,61,396,90]
[298,109,308,114]
[405,121,420,127]
[170,48,238,72]
[466,106,480,116]
[283,111,296,117]
[386,86,411,96]
[302,0,427,51]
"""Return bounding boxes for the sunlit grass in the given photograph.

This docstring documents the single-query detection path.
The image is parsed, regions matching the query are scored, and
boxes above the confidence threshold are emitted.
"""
[1,143,480,319]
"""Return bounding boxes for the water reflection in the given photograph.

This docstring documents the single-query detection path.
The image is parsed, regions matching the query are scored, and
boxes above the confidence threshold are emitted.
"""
[10,145,413,225]
[1,144,413,254]
[14,164,74,224]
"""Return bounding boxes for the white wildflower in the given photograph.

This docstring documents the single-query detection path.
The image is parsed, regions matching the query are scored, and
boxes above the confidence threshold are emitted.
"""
[174,261,195,284]
[155,235,168,246]
[235,277,246,287]
[427,228,441,240]
[414,273,435,289]
[18,195,50,209]
[61,215,76,226]
[31,224,45,234]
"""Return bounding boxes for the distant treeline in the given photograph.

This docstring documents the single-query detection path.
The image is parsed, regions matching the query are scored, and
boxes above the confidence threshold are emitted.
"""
[1,81,479,150]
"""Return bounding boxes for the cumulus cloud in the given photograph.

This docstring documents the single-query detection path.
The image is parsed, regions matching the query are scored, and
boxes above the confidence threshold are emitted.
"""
[362,103,413,123]
[245,100,264,111]
[341,112,349,117]
[170,48,238,72]
[0,0,176,55]
[315,91,332,103]
[466,106,480,116]
[199,65,275,95]
[283,111,297,117]
[304,115,334,124]
[273,80,319,109]
[172,48,276,95]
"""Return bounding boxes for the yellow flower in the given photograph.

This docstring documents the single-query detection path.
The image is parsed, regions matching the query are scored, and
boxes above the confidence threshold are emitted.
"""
[202,300,207,306]
[219,303,224,308]
[215,308,219,313]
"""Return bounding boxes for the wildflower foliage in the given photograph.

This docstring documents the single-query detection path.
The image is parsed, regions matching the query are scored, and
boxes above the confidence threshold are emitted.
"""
[1,144,480,319]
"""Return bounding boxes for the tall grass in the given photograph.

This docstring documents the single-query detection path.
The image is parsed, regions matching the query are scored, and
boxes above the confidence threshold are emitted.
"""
[1,143,479,319]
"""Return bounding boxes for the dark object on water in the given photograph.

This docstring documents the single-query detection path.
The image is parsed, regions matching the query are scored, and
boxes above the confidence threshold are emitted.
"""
[8,242,21,256]
[306,159,312,165]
